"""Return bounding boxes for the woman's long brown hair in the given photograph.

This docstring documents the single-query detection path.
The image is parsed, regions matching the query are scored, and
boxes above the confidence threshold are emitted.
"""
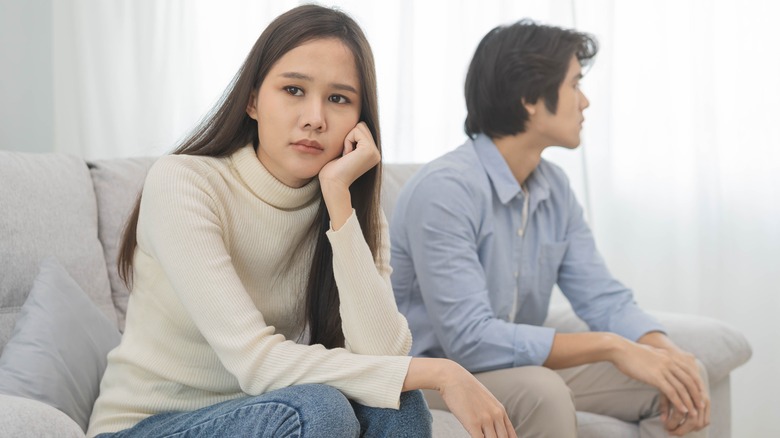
[117,5,383,349]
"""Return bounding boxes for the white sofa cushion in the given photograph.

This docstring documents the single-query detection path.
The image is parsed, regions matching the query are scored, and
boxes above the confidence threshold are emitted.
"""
[0,151,116,353]
[0,394,84,438]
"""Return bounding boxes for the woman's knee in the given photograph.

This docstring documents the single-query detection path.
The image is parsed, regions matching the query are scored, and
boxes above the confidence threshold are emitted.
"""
[398,390,433,430]
[280,384,360,437]
[353,390,432,437]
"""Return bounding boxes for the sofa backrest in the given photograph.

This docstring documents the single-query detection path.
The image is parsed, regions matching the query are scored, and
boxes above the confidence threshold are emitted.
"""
[381,163,423,222]
[88,158,157,331]
[0,150,424,340]
[86,157,423,332]
[0,151,118,354]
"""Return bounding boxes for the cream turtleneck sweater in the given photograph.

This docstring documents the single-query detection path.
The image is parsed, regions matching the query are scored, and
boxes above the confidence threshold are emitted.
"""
[87,145,413,436]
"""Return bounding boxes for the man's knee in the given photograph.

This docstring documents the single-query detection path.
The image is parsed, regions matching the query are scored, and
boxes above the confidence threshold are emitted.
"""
[509,367,575,416]
[477,366,576,433]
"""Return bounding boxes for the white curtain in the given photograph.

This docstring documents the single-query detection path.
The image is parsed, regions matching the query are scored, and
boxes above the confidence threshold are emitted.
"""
[52,1,779,435]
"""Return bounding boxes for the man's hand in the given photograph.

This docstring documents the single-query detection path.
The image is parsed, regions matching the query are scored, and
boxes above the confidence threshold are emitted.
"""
[544,331,710,435]
[639,332,710,435]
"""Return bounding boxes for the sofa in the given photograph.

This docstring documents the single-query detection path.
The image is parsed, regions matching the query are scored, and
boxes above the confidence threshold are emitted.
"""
[0,150,752,437]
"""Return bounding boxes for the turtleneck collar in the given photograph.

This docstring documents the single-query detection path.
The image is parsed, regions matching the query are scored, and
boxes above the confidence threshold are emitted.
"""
[231,144,320,210]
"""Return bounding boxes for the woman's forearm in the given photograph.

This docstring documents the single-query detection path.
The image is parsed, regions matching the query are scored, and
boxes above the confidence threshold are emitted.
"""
[320,182,352,230]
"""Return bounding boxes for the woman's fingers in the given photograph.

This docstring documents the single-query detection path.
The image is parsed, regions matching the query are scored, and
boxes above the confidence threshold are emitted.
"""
[439,367,514,438]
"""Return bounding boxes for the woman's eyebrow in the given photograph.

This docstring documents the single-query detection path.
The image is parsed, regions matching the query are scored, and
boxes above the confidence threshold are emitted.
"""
[280,71,357,94]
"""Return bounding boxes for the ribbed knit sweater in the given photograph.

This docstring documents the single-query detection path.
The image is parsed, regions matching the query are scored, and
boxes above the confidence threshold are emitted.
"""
[87,145,413,436]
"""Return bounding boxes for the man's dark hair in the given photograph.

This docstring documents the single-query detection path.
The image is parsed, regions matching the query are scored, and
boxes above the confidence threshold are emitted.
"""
[464,19,598,139]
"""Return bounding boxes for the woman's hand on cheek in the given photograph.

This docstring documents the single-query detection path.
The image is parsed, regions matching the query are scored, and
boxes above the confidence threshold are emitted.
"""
[319,122,380,230]
[318,122,380,192]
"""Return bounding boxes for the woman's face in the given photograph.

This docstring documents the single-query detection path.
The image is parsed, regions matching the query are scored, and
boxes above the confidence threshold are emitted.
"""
[246,38,362,188]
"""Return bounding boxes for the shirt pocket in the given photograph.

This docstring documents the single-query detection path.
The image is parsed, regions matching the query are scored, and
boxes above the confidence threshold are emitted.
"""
[538,241,568,294]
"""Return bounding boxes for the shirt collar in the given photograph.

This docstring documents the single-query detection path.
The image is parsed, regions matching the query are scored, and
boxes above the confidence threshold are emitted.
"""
[473,134,552,207]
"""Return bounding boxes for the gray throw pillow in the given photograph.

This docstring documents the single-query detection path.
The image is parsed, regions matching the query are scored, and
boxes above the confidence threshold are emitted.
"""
[0,257,121,432]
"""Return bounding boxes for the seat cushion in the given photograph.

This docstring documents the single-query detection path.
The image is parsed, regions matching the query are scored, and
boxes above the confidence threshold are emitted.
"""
[429,408,640,437]
[431,409,469,437]
[0,394,84,438]
[577,411,639,438]
[0,151,116,353]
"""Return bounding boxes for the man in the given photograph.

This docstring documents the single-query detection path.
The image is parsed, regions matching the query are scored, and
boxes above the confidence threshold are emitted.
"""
[390,19,709,437]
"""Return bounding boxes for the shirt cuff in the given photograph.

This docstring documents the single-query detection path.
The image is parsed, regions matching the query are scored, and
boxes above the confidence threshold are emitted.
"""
[513,324,557,366]
[609,306,666,342]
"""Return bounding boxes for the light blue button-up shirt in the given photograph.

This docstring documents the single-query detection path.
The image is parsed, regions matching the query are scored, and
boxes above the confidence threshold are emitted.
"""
[390,134,664,372]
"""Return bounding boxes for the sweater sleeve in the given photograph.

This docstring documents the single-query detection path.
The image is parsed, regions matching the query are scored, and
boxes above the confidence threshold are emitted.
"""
[138,157,410,408]
[327,211,413,356]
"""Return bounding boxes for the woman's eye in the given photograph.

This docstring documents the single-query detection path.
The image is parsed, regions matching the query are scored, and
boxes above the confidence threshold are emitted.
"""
[328,95,349,104]
[284,86,303,96]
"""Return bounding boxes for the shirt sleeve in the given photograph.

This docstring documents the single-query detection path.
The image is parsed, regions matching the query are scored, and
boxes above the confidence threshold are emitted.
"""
[401,171,555,372]
[138,157,410,408]
[327,211,413,356]
[555,174,665,341]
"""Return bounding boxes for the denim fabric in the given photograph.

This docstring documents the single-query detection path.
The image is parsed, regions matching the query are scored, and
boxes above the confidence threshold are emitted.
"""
[353,389,432,438]
[95,385,431,438]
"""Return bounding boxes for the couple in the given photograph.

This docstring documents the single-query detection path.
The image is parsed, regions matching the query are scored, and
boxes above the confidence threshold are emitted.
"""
[87,5,709,438]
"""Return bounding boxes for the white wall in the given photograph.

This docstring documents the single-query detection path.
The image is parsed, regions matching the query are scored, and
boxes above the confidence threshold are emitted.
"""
[0,0,53,153]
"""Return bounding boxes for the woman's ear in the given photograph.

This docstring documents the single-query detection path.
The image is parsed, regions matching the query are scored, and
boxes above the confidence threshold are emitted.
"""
[246,91,259,120]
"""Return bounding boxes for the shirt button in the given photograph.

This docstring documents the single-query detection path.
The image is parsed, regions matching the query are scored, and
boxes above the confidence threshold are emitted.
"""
[517,228,524,236]
[514,271,519,278]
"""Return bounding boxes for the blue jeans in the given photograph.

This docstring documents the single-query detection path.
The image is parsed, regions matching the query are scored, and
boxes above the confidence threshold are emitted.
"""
[96,384,432,437]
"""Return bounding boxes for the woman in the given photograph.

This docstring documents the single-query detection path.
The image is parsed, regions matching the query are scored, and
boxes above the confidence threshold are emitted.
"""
[88,5,514,438]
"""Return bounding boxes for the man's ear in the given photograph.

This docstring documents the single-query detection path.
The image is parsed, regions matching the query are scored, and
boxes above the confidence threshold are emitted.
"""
[522,98,538,116]
[246,91,258,120]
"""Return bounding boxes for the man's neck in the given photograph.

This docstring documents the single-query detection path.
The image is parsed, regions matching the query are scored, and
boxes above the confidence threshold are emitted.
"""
[492,133,546,186]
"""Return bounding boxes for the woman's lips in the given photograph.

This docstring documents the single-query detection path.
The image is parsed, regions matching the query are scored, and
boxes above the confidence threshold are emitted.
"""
[291,140,324,154]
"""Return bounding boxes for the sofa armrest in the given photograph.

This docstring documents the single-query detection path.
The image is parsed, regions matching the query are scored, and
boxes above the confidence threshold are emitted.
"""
[545,306,752,383]
[647,311,752,383]
[0,394,84,437]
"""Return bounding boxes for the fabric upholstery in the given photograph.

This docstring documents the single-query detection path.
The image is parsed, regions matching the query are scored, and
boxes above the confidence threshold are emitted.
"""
[0,394,84,438]
[0,151,116,355]
[430,404,641,438]
[577,411,640,438]
[0,257,121,432]
[381,163,423,221]
[0,156,748,438]
[88,157,157,331]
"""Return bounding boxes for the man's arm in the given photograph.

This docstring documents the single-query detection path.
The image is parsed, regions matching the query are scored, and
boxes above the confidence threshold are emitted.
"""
[638,332,711,435]
[549,166,709,435]
[552,170,665,340]
[398,170,555,371]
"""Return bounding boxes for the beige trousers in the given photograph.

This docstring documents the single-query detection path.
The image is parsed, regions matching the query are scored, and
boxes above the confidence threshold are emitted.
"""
[423,361,709,438]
